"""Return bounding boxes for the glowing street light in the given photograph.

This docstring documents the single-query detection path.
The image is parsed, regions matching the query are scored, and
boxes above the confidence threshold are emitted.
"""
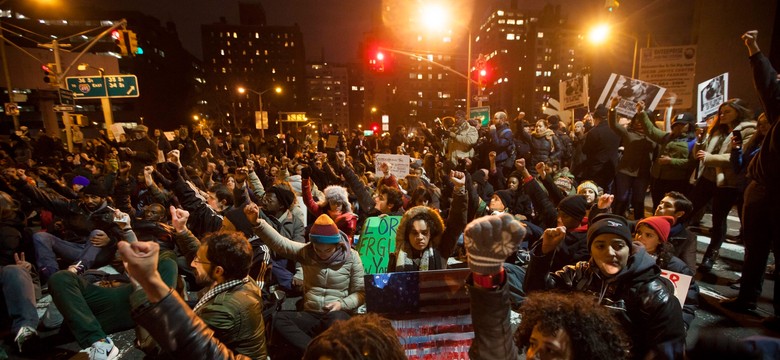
[237,85,283,137]
[587,23,639,78]
[420,4,449,31]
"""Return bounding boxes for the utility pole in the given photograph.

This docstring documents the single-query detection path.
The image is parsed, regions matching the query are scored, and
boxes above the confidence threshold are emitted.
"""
[0,23,20,131]
[52,40,74,153]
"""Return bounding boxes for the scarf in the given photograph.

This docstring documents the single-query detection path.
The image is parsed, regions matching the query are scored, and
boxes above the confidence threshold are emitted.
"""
[193,276,251,313]
[394,245,440,272]
[310,237,351,267]
[532,128,556,152]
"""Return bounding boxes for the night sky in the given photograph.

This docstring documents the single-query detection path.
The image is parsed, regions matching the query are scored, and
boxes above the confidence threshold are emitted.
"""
[69,0,590,63]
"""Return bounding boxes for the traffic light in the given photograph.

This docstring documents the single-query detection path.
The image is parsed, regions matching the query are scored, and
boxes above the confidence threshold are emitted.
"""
[113,30,128,56]
[127,30,139,55]
[605,0,620,12]
[369,50,385,72]
[42,63,58,86]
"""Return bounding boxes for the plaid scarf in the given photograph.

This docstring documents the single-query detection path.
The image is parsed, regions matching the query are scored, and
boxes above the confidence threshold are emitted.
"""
[193,276,251,313]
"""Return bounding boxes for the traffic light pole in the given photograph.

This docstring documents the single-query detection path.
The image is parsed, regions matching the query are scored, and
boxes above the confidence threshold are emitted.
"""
[52,39,74,153]
[0,23,20,131]
[466,29,472,121]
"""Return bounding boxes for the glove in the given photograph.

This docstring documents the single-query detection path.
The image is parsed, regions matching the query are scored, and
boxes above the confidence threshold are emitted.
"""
[301,166,311,179]
[463,213,526,275]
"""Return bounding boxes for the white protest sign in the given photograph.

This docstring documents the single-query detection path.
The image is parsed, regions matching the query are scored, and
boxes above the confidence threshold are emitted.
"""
[660,269,693,306]
[375,153,410,180]
[163,131,176,142]
[597,73,667,118]
[559,75,588,110]
[697,73,728,124]
[638,46,697,109]
[109,123,125,140]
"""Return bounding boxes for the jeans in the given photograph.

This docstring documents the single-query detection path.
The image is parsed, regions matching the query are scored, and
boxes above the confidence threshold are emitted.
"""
[274,310,351,351]
[737,181,780,313]
[49,253,179,348]
[0,265,39,333]
[33,230,105,279]
[688,178,740,254]
[614,172,651,220]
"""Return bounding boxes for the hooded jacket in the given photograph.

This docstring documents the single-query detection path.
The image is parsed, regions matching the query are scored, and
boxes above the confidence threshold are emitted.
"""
[525,245,686,359]
[302,179,358,238]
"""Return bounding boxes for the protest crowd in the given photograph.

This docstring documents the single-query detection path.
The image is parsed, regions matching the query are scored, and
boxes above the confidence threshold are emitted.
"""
[0,30,779,360]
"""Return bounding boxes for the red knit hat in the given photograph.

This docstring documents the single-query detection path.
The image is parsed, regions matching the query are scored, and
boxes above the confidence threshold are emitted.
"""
[309,214,341,244]
[636,216,675,243]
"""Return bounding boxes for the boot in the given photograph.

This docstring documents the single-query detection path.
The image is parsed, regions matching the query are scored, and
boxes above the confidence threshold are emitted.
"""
[699,248,719,272]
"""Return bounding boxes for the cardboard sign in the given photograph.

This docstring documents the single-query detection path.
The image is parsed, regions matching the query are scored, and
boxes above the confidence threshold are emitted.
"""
[660,269,693,306]
[597,73,667,118]
[356,216,401,274]
[325,135,339,149]
[559,75,588,110]
[697,73,728,124]
[375,153,410,180]
[163,131,176,142]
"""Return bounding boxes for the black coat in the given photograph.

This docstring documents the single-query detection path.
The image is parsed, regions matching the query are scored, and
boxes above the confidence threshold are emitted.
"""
[581,121,621,188]
[525,246,686,359]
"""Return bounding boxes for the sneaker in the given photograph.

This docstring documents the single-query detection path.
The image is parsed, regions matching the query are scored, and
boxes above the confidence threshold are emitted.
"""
[14,326,38,353]
[80,338,119,360]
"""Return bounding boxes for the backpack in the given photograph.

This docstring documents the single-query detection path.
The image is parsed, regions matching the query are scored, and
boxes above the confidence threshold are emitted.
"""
[500,127,516,165]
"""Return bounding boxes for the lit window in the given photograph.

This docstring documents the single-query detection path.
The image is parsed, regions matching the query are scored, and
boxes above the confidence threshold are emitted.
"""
[497,10,504,16]
[351,86,358,91]
[518,20,524,25]
[507,34,515,40]
[256,50,260,55]
[498,19,506,24]
[418,91,423,98]
[417,74,423,80]
[507,19,515,25]
[264,50,268,56]
[233,32,237,38]
[255,33,259,38]
[272,68,276,74]
[438,74,443,80]
[535,71,542,76]
[409,73,416,79]
[418,35,423,41]
[221,68,226,73]
[220,49,225,55]
[538,32,544,38]
[553,64,560,69]
[518,66,522,71]
[443,36,451,43]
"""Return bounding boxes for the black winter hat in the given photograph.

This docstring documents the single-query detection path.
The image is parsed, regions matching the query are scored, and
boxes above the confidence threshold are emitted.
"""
[493,190,514,209]
[558,195,588,222]
[587,213,632,248]
[82,183,107,198]
[266,185,295,210]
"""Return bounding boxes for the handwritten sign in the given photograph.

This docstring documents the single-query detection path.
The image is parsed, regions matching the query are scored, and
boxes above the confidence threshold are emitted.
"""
[375,154,410,180]
[660,269,693,306]
[356,216,401,274]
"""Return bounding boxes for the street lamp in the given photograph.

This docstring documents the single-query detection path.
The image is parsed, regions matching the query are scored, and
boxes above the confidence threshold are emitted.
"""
[420,5,474,118]
[237,85,282,137]
[77,63,114,129]
[588,23,639,79]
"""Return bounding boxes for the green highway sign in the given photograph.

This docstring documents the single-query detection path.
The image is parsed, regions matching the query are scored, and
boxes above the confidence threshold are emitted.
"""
[470,106,491,127]
[65,75,140,99]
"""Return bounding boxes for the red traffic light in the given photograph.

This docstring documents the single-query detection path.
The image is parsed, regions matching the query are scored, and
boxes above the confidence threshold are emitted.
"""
[111,30,121,40]
[479,69,487,77]
[376,51,384,61]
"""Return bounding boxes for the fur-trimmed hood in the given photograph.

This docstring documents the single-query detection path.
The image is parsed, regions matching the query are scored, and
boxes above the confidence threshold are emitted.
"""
[323,185,352,213]
[394,205,445,253]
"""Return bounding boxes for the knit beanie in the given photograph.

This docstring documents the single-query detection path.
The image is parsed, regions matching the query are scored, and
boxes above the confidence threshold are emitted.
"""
[636,216,675,243]
[309,214,341,244]
[493,190,514,209]
[577,180,600,197]
[558,195,588,222]
[72,175,90,187]
[587,214,632,248]
[266,185,295,210]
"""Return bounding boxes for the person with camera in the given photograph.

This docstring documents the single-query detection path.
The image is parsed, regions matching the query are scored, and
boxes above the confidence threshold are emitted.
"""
[444,110,478,166]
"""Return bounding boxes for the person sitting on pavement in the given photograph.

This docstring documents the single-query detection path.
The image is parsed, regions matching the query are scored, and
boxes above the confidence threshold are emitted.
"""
[4,168,120,282]
[461,213,631,360]
[246,206,365,357]
[654,191,698,271]
[388,171,467,272]
[524,213,686,358]
[635,215,700,331]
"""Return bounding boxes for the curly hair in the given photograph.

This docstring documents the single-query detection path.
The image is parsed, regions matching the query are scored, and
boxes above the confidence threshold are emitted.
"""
[515,291,631,360]
[303,313,406,360]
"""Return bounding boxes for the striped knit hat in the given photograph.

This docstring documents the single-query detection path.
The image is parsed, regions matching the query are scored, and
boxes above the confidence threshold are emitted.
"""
[309,214,341,244]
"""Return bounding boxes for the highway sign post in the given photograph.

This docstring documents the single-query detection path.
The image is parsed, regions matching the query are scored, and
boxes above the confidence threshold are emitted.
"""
[65,75,140,99]
[58,88,75,105]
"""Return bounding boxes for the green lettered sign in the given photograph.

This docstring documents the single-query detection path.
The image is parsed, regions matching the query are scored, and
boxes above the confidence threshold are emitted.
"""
[355,216,401,274]
[470,106,491,127]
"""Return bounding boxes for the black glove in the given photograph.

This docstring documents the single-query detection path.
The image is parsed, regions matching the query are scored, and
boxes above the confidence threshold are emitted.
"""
[163,162,182,181]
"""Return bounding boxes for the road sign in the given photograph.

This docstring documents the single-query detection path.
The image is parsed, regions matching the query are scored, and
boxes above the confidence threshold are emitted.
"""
[65,75,140,99]
[473,95,488,102]
[469,106,491,127]
[53,105,75,112]
[59,88,75,105]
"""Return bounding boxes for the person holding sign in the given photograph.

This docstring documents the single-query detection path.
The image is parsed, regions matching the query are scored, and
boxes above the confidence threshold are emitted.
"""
[387,171,467,272]
[635,216,699,331]
[524,213,686,358]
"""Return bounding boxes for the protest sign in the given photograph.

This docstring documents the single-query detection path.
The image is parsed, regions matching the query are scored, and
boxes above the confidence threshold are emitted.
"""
[559,75,588,110]
[375,153,410,180]
[598,74,667,118]
[660,269,693,307]
[356,216,401,274]
[697,73,728,124]
[638,45,697,109]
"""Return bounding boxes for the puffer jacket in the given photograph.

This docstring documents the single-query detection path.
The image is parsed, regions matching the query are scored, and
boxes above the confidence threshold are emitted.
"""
[254,221,365,314]
[446,121,478,164]
[695,121,757,188]
[525,246,686,358]
[196,280,266,359]
[133,289,249,360]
